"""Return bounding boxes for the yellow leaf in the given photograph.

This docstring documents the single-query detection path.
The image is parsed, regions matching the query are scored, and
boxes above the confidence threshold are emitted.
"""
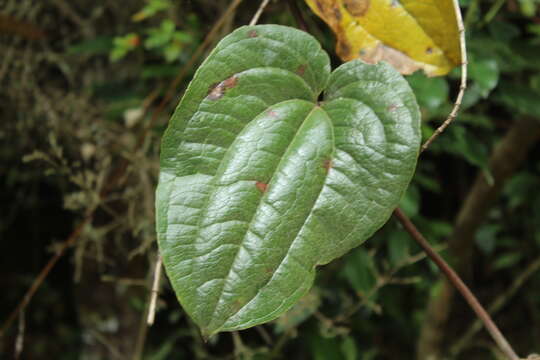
[305,0,461,76]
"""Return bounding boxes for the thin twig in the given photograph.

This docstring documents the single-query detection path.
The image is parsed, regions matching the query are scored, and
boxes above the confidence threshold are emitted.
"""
[147,255,163,325]
[255,326,273,345]
[421,0,467,152]
[0,211,94,337]
[249,0,271,26]
[451,255,540,356]
[482,0,506,26]
[132,256,161,360]
[88,329,123,359]
[393,208,519,360]
[14,310,24,360]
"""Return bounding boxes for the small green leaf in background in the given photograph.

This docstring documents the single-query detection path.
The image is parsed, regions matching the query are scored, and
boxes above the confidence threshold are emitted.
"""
[309,333,343,360]
[132,0,171,22]
[156,25,420,336]
[407,71,449,111]
[496,82,540,117]
[493,252,522,270]
[518,0,540,17]
[399,185,421,218]
[110,33,140,61]
[342,248,377,295]
[340,336,358,360]
[67,36,114,55]
[469,58,499,98]
[503,172,540,209]
[388,230,411,267]
[436,124,490,170]
[475,224,501,255]
[145,20,193,62]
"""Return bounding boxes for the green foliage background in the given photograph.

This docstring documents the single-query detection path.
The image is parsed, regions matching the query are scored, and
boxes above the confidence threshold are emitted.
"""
[1,0,540,359]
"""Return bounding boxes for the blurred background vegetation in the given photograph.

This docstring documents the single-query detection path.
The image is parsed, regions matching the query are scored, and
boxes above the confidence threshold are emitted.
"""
[1,0,540,359]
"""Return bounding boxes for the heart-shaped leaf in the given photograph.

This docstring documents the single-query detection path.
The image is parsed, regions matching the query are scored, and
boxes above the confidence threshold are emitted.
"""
[156,24,420,336]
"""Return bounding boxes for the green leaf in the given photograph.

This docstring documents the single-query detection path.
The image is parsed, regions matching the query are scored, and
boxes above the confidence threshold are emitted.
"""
[399,185,420,218]
[407,71,449,111]
[309,333,344,360]
[110,33,139,61]
[340,336,358,360]
[132,0,171,21]
[496,82,540,117]
[469,58,499,98]
[67,36,114,55]
[493,252,522,270]
[156,25,421,336]
[388,230,410,266]
[475,224,501,255]
[342,248,377,294]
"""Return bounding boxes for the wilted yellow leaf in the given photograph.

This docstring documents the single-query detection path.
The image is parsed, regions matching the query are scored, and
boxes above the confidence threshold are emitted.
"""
[305,0,461,76]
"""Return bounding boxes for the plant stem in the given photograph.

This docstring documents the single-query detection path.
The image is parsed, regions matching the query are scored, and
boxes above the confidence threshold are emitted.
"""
[146,255,163,325]
[482,0,506,26]
[249,0,271,26]
[421,0,467,152]
[393,208,520,360]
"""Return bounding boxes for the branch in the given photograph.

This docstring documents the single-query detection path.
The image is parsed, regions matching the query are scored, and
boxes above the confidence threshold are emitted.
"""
[421,0,467,152]
[393,208,519,360]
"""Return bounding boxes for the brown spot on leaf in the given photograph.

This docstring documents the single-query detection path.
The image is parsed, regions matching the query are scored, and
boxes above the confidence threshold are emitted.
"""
[343,0,370,17]
[256,181,268,193]
[296,64,307,76]
[315,0,324,12]
[222,75,238,89]
[387,104,399,112]
[267,110,279,118]
[323,159,333,172]
[333,6,342,21]
[426,47,433,54]
[207,75,238,100]
[248,30,258,38]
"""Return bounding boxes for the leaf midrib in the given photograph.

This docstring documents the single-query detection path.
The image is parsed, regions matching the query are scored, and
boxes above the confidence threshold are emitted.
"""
[206,104,330,333]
